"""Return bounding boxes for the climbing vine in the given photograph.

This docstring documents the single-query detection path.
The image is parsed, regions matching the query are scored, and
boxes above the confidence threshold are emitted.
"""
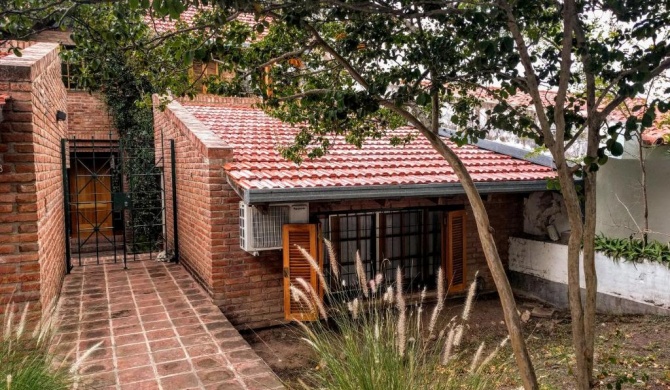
[98,55,164,253]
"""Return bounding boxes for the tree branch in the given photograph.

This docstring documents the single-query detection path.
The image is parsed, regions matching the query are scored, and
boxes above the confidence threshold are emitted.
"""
[498,0,556,147]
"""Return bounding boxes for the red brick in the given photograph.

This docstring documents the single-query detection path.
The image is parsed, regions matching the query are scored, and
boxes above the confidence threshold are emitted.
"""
[0,43,69,322]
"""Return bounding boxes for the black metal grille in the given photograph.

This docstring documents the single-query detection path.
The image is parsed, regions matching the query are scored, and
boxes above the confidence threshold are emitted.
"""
[62,134,177,269]
[319,208,446,297]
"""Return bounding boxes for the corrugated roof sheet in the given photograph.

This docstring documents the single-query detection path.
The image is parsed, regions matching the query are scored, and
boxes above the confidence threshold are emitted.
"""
[182,102,556,191]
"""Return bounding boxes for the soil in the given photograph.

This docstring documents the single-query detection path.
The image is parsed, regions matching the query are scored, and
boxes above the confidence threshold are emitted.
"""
[241,295,670,389]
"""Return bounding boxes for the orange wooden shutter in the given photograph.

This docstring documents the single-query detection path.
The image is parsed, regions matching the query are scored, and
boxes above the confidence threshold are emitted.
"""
[283,224,320,321]
[447,210,467,293]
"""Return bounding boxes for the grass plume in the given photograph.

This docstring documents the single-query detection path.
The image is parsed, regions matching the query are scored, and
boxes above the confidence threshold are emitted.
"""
[1,302,99,390]
[295,244,330,294]
[323,239,340,282]
[290,245,507,389]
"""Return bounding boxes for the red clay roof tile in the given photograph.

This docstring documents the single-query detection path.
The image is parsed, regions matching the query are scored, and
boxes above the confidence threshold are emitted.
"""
[146,8,267,38]
[182,102,556,191]
[475,88,668,146]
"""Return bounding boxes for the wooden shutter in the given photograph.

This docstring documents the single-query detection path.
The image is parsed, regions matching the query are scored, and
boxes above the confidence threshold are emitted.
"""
[446,210,467,293]
[283,224,320,321]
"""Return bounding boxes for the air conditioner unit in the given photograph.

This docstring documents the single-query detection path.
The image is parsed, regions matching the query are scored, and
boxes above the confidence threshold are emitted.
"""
[239,202,309,252]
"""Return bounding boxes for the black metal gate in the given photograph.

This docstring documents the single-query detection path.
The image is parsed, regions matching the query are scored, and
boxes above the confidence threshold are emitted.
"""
[61,135,178,270]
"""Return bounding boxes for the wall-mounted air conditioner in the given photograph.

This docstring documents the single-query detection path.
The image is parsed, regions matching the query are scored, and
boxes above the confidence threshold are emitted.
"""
[239,202,309,252]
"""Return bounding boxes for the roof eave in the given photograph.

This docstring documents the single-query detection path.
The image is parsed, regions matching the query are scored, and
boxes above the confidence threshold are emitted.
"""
[241,180,553,205]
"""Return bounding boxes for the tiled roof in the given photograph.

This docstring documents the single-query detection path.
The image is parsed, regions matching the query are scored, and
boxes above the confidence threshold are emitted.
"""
[475,88,668,146]
[642,125,670,146]
[146,8,267,37]
[182,102,556,191]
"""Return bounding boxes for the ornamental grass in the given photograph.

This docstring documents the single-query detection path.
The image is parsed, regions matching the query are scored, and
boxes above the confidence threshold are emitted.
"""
[1,301,100,390]
[290,241,509,390]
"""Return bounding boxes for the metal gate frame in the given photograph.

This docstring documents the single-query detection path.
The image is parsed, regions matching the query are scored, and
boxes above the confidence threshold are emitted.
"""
[62,135,178,271]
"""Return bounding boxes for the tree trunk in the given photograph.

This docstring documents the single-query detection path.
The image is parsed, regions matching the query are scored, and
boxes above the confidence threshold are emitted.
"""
[638,138,649,244]
[582,119,600,384]
[552,154,590,390]
[313,27,539,388]
[424,131,539,390]
[381,101,540,390]
[583,172,597,381]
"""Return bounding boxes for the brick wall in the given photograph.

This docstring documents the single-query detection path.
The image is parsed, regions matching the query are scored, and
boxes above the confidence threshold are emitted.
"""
[156,97,528,329]
[153,96,230,297]
[67,91,117,140]
[0,42,68,320]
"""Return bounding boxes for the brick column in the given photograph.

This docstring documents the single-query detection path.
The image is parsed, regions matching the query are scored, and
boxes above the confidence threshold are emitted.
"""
[0,42,68,320]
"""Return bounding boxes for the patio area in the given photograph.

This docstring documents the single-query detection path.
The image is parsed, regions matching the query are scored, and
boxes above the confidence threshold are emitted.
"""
[51,255,284,390]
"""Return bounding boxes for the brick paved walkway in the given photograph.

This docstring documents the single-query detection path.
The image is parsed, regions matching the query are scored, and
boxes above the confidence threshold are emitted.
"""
[52,256,284,390]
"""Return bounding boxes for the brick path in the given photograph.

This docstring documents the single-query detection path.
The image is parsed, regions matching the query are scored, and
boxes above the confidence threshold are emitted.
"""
[52,256,284,390]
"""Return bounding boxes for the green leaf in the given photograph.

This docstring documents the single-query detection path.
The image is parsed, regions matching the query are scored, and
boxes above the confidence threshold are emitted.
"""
[415,92,430,106]
[610,142,624,156]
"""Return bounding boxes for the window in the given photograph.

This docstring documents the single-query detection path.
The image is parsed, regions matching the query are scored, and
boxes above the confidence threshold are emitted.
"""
[319,208,460,295]
[61,61,82,90]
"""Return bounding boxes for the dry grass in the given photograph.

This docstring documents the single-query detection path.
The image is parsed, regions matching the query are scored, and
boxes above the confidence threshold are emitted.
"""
[1,301,101,390]
[287,247,509,389]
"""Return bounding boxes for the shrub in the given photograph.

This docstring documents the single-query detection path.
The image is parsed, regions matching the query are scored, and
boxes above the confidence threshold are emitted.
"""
[290,243,508,390]
[594,234,670,265]
[1,302,100,390]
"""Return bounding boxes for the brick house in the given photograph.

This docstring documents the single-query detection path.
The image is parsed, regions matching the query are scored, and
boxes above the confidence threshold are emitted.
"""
[153,95,557,329]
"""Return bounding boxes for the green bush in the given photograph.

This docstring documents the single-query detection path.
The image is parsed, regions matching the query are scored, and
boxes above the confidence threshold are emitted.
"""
[594,234,670,266]
[1,303,100,390]
[290,244,507,390]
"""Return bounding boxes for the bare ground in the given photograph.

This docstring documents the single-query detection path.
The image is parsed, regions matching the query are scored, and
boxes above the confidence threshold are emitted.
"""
[241,296,670,389]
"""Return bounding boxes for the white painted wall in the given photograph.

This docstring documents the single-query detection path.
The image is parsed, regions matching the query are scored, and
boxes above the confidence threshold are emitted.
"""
[509,237,670,310]
[596,142,670,243]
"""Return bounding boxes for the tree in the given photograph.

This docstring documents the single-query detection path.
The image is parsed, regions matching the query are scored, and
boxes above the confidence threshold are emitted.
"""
[4,1,669,388]
[218,2,669,389]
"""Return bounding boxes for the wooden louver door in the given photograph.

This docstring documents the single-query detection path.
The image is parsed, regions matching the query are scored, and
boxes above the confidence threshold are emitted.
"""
[283,224,320,321]
[445,210,467,293]
[69,159,114,239]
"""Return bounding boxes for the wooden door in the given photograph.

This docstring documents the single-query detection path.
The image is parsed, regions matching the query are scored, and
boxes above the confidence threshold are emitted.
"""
[283,224,321,321]
[69,158,114,240]
[443,210,467,293]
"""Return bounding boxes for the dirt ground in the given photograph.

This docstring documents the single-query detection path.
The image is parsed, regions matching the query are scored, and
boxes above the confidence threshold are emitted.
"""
[241,296,670,389]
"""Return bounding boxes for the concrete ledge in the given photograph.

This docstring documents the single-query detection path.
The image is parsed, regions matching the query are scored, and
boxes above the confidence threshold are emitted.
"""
[509,271,670,316]
[509,237,670,314]
[0,42,60,82]
[154,95,233,160]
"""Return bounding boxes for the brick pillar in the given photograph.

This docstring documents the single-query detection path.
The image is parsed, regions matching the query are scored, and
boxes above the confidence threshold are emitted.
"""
[0,42,68,321]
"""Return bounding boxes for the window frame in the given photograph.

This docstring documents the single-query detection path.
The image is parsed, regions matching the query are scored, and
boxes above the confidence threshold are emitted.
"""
[318,206,464,296]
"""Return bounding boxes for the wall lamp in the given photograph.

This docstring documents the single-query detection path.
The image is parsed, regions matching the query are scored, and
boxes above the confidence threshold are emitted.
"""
[56,110,67,122]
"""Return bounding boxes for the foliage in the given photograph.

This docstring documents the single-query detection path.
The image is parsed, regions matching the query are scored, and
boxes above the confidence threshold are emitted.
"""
[292,245,506,389]
[101,58,164,252]
[59,5,169,253]
[0,302,97,390]
[594,234,670,265]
